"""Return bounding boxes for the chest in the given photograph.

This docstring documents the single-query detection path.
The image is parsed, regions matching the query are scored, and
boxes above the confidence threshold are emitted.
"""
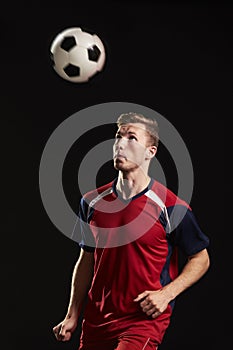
[89,196,166,248]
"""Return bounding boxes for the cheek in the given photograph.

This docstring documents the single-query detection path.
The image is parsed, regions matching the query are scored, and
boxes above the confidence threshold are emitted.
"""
[132,142,146,154]
[128,144,146,160]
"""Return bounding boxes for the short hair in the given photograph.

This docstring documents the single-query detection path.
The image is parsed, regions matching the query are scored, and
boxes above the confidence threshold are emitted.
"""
[116,112,159,147]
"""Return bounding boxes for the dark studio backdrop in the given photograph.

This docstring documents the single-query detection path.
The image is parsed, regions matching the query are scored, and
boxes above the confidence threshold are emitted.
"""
[1,1,232,350]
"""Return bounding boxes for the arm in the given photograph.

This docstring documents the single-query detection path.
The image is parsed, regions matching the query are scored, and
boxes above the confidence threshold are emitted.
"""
[134,248,210,318]
[53,249,94,341]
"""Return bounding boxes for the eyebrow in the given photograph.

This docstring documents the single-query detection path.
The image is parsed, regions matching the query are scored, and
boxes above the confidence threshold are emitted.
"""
[116,130,138,136]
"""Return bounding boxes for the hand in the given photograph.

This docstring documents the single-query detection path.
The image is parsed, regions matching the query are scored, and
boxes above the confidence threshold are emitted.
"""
[134,289,169,319]
[53,316,77,342]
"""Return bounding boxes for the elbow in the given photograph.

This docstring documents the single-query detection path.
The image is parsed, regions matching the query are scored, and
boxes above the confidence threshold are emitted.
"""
[203,253,210,274]
[200,248,211,275]
[189,248,210,275]
[205,251,211,272]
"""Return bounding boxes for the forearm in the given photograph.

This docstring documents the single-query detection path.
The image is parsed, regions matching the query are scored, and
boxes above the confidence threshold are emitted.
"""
[66,249,94,319]
[162,248,210,302]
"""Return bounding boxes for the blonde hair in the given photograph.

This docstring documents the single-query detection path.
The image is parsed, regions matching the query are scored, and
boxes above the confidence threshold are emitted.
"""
[116,112,159,147]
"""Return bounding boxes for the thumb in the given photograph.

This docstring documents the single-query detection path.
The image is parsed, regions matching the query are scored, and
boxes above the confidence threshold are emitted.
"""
[134,290,149,302]
[59,324,67,337]
[58,324,72,342]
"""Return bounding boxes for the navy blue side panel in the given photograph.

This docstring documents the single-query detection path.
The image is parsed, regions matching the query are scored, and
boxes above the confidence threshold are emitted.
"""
[160,240,176,309]
[78,197,95,252]
[159,211,169,233]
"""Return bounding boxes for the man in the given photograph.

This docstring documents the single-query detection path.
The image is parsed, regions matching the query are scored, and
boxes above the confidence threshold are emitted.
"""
[53,112,210,349]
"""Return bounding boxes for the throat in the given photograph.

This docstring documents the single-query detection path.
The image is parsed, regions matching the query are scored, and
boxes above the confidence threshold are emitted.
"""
[116,176,151,200]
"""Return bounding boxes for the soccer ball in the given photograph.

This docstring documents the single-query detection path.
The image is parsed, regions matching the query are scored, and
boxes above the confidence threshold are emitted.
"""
[50,27,106,83]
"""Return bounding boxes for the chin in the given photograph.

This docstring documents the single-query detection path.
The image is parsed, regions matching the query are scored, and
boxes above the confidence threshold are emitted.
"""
[114,163,122,171]
[114,160,125,171]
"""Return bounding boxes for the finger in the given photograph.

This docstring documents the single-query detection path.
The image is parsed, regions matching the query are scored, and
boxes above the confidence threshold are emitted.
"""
[142,303,153,312]
[145,306,157,316]
[134,291,149,302]
[59,325,66,337]
[151,310,162,319]
[62,331,72,342]
[59,325,72,342]
[53,325,60,339]
[140,294,154,308]
[53,324,61,333]
[140,298,151,308]
[57,333,64,341]
[141,298,155,311]
[53,324,65,341]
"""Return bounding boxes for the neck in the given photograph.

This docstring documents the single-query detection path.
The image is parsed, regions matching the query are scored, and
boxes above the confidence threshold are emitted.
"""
[116,171,151,200]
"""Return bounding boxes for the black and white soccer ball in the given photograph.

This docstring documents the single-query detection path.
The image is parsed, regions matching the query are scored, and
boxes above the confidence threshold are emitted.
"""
[50,27,106,83]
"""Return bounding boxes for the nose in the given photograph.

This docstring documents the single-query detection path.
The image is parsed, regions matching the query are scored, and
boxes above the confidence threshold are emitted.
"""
[114,137,126,149]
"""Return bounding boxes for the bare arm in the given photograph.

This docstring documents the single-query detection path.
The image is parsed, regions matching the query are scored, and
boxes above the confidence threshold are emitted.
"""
[53,249,94,341]
[67,249,94,319]
[134,248,210,318]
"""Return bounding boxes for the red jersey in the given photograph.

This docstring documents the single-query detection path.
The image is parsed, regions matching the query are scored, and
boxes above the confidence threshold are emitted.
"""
[78,178,209,344]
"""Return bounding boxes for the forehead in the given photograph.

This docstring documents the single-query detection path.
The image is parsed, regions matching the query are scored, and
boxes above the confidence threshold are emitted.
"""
[117,123,148,135]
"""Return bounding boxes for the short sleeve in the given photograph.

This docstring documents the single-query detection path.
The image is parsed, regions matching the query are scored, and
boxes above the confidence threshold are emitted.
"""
[78,197,95,252]
[169,205,210,256]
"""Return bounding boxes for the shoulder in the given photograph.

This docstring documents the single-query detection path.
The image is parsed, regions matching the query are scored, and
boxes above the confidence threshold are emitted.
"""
[82,180,114,203]
[151,180,191,209]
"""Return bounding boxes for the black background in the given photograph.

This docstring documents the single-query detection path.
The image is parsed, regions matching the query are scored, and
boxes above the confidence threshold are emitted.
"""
[1,1,232,349]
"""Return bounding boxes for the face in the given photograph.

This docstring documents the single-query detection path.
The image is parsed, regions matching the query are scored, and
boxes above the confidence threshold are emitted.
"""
[113,123,156,172]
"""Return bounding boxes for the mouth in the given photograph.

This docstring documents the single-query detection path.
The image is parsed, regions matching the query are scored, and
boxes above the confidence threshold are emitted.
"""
[114,154,126,160]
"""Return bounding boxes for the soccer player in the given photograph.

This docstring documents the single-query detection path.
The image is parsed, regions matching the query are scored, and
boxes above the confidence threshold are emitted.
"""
[53,112,210,349]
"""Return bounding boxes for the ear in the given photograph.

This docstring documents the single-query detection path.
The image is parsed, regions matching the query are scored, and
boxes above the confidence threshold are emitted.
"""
[146,146,157,159]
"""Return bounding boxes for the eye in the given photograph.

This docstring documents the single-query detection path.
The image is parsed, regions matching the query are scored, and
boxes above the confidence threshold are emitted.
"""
[128,135,137,141]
